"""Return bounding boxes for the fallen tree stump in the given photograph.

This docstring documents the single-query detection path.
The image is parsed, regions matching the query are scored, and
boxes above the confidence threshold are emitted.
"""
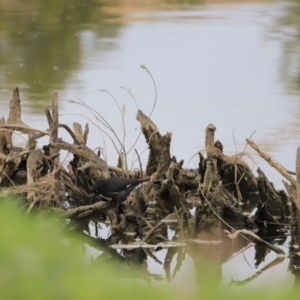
[1,87,299,280]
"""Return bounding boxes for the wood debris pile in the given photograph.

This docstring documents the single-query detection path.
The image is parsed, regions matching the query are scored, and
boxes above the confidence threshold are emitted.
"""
[1,87,300,283]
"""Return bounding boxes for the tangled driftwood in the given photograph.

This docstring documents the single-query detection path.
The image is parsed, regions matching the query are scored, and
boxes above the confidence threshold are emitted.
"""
[1,87,300,283]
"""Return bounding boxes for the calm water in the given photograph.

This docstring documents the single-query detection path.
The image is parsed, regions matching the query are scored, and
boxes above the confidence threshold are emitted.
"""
[1,0,300,291]
[1,1,300,189]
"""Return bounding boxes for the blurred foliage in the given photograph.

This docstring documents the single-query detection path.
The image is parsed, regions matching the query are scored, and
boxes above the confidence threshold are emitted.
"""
[277,0,300,93]
[0,199,173,299]
[0,0,121,110]
[0,198,296,300]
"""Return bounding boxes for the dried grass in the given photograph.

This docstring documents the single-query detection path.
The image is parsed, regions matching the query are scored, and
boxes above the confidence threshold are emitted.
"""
[0,172,61,207]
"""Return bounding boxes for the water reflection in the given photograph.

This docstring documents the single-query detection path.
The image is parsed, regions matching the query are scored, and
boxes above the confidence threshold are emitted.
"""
[277,0,300,93]
[78,225,290,292]
[0,0,121,112]
[4,0,300,112]
[0,0,212,113]
[163,0,204,4]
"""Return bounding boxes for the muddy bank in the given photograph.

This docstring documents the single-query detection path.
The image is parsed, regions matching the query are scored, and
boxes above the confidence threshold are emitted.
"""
[1,87,300,288]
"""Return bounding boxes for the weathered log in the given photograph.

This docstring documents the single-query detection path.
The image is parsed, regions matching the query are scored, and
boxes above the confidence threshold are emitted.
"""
[296,146,300,210]
[0,124,49,136]
[247,138,297,187]
[136,110,171,177]
[0,117,9,156]
[73,122,87,145]
[5,87,22,149]
[201,125,257,202]
[205,123,216,152]
[26,150,44,205]
[5,88,46,143]
[192,175,260,242]
[51,140,109,177]
[177,168,198,190]
[69,122,100,191]
[1,86,296,273]
[200,157,220,195]
[45,91,60,166]
[227,229,285,255]
[63,200,111,219]
[0,89,48,189]
[63,171,93,206]
[257,168,286,222]
[288,147,300,269]
[289,200,300,277]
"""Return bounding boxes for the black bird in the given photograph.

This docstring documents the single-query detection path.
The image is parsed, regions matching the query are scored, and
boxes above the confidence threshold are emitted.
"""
[92,177,149,204]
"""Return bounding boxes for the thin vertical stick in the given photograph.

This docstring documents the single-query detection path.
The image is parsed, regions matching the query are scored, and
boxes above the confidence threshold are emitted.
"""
[135,148,143,178]
[205,123,216,153]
